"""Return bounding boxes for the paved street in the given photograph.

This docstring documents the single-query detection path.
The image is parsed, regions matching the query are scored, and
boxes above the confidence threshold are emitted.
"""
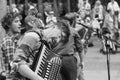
[84,37,120,80]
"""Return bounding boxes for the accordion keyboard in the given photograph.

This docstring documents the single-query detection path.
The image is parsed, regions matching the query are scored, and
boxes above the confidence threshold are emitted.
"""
[33,44,61,79]
[44,56,62,80]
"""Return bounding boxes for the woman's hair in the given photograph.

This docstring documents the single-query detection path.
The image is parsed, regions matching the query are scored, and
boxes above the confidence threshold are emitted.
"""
[1,12,21,32]
[57,18,70,44]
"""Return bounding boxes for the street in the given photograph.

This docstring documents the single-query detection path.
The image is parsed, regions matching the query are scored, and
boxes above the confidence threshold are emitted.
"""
[84,37,120,80]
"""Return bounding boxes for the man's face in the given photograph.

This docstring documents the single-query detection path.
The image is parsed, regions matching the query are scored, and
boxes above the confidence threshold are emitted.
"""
[43,25,62,43]
[10,17,21,33]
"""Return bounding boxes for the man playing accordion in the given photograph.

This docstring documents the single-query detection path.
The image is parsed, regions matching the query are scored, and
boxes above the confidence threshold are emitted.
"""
[44,18,83,80]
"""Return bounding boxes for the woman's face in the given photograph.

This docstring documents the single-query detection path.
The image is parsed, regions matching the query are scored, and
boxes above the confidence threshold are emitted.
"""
[10,16,21,33]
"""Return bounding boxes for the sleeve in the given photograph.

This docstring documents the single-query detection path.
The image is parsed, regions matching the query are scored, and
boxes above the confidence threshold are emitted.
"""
[1,38,15,72]
[73,30,83,53]
[12,32,40,71]
[2,38,15,63]
[73,30,84,65]
[18,32,40,50]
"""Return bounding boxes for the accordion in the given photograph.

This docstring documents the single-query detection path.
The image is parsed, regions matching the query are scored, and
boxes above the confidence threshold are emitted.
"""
[31,43,62,80]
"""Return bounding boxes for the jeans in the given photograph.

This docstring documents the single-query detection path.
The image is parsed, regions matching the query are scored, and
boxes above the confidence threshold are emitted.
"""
[60,56,77,80]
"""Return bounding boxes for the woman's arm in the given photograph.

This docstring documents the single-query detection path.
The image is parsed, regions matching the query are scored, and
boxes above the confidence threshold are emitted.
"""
[12,32,44,80]
[18,64,44,80]
[12,48,44,80]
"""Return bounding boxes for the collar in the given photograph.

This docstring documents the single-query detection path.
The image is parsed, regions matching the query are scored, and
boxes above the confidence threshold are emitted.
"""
[6,33,19,42]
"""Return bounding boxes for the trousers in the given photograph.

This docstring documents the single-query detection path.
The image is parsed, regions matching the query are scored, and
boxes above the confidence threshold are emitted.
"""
[60,56,77,80]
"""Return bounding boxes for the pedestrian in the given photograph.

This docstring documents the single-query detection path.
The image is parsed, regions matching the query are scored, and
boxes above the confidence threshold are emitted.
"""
[92,0,104,26]
[46,11,57,28]
[1,12,22,80]
[107,0,120,29]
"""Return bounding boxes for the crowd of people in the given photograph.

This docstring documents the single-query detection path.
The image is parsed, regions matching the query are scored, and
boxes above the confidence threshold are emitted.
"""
[0,0,120,80]
[77,0,120,53]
